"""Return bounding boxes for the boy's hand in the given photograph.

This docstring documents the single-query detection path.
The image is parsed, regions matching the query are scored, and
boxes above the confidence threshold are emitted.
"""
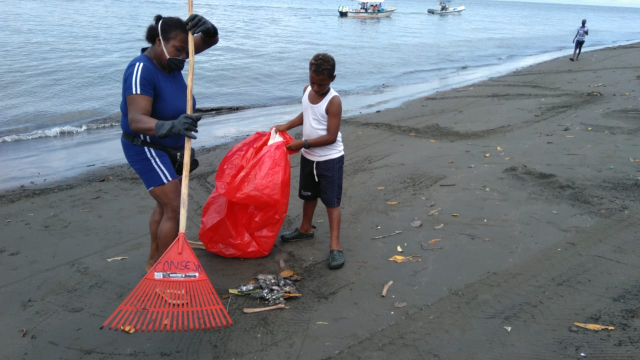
[286,139,304,151]
[272,124,288,133]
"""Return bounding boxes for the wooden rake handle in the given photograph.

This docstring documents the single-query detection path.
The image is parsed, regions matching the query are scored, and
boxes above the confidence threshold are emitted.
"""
[179,0,196,235]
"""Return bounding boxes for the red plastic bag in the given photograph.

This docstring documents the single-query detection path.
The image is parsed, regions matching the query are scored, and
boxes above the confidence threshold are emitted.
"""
[199,130,296,258]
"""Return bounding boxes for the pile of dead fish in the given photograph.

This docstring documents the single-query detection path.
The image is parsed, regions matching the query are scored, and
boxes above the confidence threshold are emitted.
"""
[231,270,302,306]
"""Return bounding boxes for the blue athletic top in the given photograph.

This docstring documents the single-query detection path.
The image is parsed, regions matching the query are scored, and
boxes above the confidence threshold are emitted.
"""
[120,52,195,149]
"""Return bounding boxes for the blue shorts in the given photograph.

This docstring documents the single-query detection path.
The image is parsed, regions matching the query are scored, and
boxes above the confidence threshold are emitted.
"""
[298,154,344,208]
[121,137,179,190]
[575,40,585,50]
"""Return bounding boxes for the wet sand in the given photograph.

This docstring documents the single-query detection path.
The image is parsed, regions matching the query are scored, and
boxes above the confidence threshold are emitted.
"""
[1,43,639,359]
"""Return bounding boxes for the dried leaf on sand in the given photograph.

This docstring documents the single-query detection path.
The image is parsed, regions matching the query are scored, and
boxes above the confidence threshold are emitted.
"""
[573,323,615,331]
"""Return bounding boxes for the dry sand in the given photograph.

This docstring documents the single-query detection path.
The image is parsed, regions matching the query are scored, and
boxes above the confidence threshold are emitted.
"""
[1,43,639,359]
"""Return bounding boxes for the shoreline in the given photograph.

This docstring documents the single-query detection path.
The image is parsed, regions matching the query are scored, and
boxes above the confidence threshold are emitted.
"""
[1,42,639,359]
[2,41,638,196]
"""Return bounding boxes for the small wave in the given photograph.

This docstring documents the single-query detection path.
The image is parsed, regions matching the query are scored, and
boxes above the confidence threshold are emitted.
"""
[0,122,118,143]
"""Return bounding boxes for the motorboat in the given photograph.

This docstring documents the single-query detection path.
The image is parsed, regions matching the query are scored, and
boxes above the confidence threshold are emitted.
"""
[428,1,465,14]
[339,0,397,18]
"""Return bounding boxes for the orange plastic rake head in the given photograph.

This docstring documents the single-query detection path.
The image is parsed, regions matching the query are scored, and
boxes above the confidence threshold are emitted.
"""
[101,233,233,332]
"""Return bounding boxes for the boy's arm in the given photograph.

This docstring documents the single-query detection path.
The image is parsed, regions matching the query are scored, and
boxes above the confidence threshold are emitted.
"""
[286,96,342,151]
[573,29,578,42]
[273,112,303,133]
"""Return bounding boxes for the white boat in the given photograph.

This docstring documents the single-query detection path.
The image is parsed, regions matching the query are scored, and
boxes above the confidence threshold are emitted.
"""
[428,1,465,14]
[339,0,397,18]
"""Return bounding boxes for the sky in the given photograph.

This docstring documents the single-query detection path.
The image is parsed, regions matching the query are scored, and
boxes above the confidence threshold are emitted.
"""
[502,0,640,8]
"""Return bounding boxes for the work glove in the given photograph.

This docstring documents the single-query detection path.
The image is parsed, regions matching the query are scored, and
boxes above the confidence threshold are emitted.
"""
[155,114,202,139]
[186,14,218,39]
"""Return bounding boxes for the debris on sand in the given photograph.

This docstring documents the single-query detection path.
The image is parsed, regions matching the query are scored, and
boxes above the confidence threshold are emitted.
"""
[372,231,402,240]
[105,257,128,262]
[243,304,286,314]
[232,272,302,306]
[573,322,615,331]
[381,280,393,297]
[388,255,421,263]
[410,218,423,228]
[120,325,136,334]
[187,241,206,250]
[434,224,444,230]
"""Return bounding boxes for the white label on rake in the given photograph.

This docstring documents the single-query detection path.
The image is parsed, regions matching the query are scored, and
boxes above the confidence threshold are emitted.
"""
[154,272,199,279]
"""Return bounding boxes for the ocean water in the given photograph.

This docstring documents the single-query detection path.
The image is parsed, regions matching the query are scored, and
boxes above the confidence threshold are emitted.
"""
[0,0,639,190]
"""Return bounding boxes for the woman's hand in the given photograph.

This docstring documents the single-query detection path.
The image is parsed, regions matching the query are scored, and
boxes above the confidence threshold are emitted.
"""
[285,139,304,151]
[155,113,202,139]
[186,14,218,39]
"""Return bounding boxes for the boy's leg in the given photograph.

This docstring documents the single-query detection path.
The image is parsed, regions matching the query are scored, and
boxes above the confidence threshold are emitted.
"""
[327,206,341,250]
[576,42,583,60]
[299,199,318,233]
[280,154,319,242]
[316,155,345,269]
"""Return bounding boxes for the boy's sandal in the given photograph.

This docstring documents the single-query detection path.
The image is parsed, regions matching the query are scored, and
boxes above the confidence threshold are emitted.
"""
[280,228,314,242]
[328,250,345,269]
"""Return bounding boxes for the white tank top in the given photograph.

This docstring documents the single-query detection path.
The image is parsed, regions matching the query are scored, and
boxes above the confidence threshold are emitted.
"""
[301,86,344,161]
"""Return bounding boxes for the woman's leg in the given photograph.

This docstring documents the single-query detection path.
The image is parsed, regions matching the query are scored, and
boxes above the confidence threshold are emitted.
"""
[145,202,164,272]
[146,179,181,271]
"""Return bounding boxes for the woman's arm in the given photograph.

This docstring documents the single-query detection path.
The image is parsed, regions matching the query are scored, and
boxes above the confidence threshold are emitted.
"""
[127,95,157,135]
[186,14,219,54]
[127,95,201,139]
[194,34,219,54]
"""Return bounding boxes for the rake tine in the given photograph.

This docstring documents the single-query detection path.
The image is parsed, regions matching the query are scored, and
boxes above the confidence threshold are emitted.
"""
[193,281,208,330]
[141,282,161,332]
[114,280,152,330]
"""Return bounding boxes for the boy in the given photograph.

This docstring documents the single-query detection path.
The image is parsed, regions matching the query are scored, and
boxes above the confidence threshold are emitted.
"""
[570,19,589,61]
[272,53,345,269]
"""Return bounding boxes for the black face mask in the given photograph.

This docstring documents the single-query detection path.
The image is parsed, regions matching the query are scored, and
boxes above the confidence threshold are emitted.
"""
[158,19,185,72]
[166,57,185,72]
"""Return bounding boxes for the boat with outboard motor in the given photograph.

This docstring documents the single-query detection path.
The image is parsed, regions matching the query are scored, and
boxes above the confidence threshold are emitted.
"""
[338,0,397,18]
[428,1,465,14]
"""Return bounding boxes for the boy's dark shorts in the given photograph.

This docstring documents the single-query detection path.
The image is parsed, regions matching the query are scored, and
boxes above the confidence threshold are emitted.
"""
[299,154,344,208]
[575,40,585,50]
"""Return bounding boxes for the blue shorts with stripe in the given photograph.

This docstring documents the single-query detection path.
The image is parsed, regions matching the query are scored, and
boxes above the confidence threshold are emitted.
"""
[121,136,179,190]
[298,154,344,208]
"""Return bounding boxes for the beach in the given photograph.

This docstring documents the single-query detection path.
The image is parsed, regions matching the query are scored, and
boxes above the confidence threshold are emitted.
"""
[1,43,639,359]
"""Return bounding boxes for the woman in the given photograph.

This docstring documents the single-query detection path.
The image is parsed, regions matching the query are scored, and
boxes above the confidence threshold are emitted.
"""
[120,14,218,272]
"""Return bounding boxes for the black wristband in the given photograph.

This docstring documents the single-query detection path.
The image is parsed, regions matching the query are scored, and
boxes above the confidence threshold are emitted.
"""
[303,139,310,149]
